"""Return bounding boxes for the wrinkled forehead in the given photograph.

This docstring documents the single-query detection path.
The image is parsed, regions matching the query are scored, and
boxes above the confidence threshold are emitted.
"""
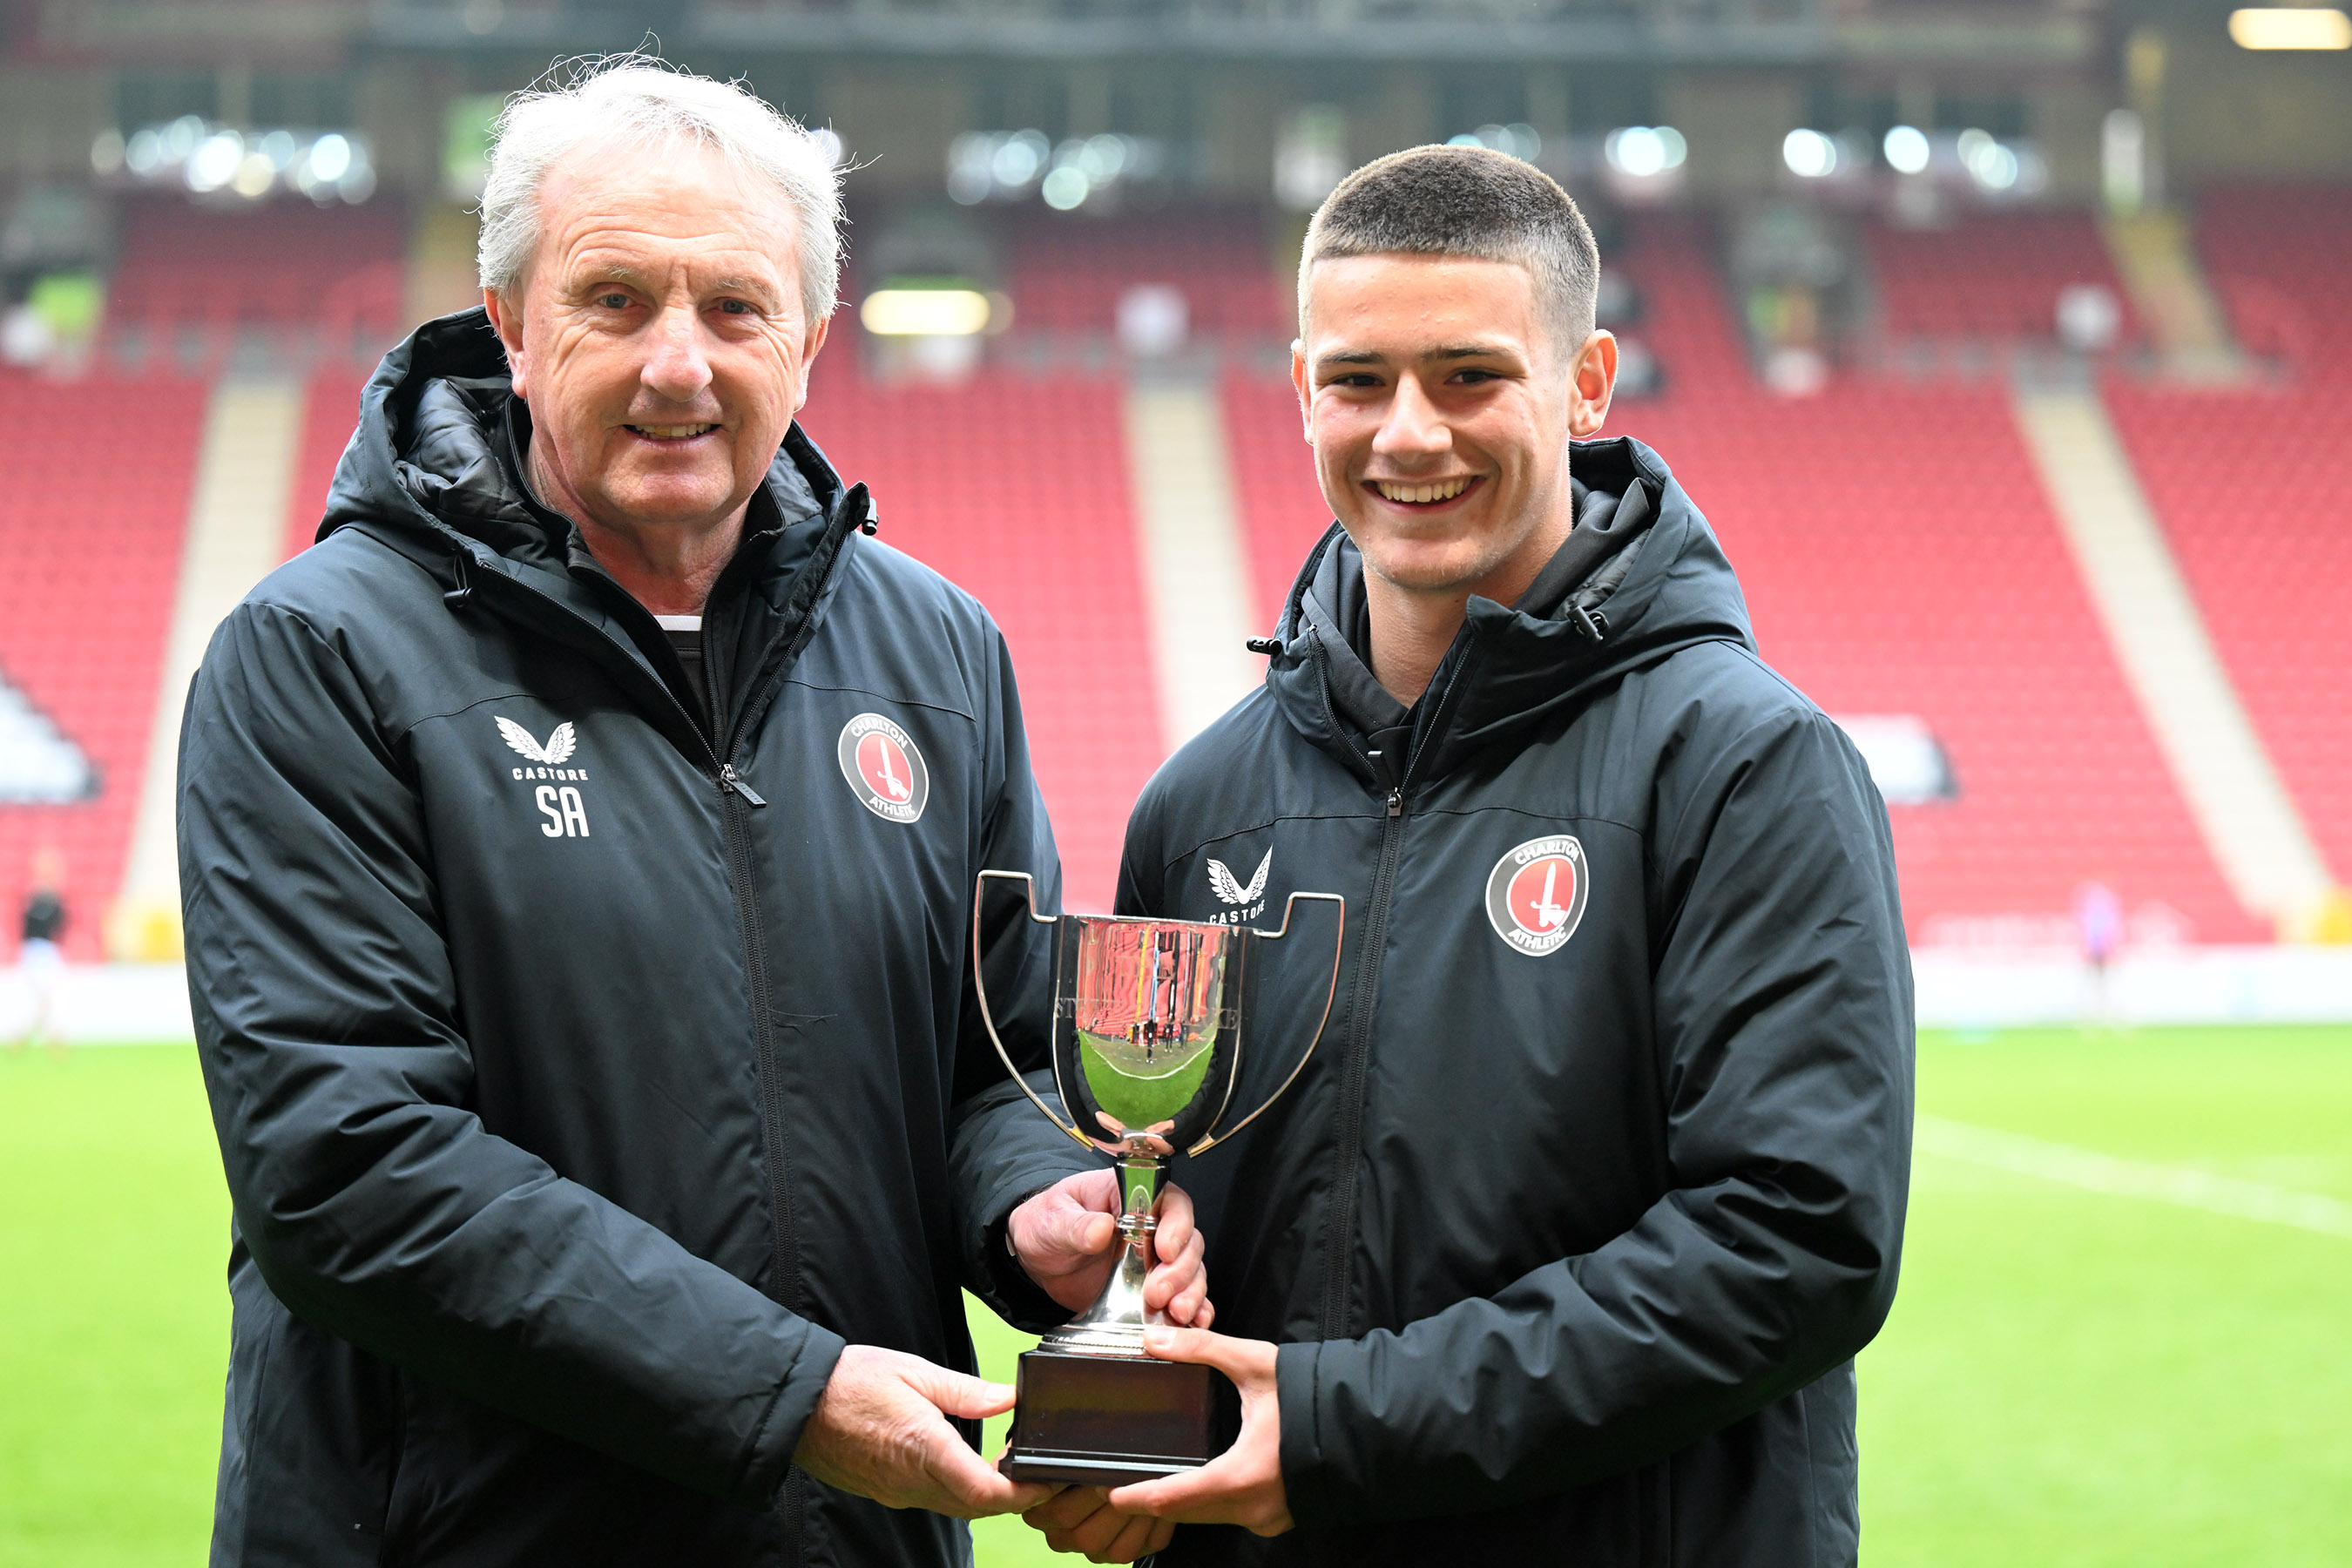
[531,134,801,282]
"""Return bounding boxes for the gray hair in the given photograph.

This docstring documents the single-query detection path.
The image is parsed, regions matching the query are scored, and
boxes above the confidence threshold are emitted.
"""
[1301,145,1599,354]
[477,57,843,324]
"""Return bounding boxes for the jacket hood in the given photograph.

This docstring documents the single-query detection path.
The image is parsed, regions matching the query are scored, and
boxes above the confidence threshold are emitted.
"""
[317,308,843,570]
[1264,436,1757,787]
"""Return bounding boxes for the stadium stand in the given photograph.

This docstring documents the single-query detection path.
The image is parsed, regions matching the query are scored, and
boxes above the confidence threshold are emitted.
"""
[105,195,407,368]
[282,368,370,558]
[2193,184,2352,375]
[1615,214,2258,941]
[0,370,210,960]
[798,355,1162,912]
[1863,210,2135,346]
[2103,184,2352,887]
[1002,206,1290,340]
[1218,212,2261,943]
[1220,375,1327,633]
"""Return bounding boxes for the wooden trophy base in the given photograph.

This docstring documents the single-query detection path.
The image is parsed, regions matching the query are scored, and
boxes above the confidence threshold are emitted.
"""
[996,1348,1219,1486]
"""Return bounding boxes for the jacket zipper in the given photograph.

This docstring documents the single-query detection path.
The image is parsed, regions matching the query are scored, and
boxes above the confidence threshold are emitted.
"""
[1313,645,1472,1342]
[444,502,853,1568]
[1316,781,1407,1341]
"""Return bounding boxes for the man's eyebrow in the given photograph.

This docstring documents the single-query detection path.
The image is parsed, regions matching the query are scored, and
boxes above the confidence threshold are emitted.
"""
[707,274,779,300]
[569,261,653,290]
[1315,341,1518,371]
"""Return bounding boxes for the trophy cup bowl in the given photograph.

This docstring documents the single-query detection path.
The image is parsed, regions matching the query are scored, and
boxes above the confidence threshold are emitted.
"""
[973,871,1344,1486]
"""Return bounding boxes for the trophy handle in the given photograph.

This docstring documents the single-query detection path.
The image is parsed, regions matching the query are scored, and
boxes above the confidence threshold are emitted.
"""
[972,869,1093,1152]
[1186,892,1347,1158]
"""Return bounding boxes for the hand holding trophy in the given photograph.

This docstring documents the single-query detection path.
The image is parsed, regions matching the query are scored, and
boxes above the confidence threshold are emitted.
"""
[972,871,1343,1485]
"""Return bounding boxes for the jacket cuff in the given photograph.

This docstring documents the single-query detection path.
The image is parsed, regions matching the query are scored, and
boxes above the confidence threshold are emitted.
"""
[969,1168,1092,1334]
[736,1320,848,1508]
[1274,1339,1338,1528]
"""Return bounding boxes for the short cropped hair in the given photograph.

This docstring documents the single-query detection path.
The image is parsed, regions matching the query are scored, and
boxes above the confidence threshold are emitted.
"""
[478,57,843,324]
[1299,145,1600,354]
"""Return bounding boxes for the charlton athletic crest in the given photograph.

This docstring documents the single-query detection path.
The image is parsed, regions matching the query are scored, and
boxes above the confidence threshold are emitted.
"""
[836,713,929,823]
[1484,835,1590,956]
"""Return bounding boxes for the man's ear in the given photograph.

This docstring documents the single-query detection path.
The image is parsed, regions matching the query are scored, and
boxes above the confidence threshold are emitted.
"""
[791,313,834,416]
[1290,340,1312,446]
[1567,329,1618,440]
[483,288,529,402]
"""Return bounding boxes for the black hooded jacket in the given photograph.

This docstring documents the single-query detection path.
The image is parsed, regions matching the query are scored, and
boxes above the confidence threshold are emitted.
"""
[1118,437,1915,1565]
[178,309,1093,1567]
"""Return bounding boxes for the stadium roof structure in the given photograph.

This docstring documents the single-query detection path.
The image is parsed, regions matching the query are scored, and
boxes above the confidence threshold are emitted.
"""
[361,0,2097,67]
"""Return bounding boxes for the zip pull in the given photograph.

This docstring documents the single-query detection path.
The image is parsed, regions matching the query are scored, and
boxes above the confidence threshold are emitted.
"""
[719,763,767,807]
[1386,787,1402,818]
[842,481,879,537]
[443,551,474,609]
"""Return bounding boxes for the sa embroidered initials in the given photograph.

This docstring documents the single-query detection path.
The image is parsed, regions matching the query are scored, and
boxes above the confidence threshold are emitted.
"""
[537,785,591,838]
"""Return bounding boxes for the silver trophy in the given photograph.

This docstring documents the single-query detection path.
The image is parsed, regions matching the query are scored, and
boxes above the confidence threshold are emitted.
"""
[973,870,1343,1484]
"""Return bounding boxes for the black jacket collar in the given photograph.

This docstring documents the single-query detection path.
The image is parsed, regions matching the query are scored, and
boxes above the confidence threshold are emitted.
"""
[1267,436,1756,790]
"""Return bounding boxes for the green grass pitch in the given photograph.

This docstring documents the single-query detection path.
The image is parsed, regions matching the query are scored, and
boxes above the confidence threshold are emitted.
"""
[3,1027,2348,1565]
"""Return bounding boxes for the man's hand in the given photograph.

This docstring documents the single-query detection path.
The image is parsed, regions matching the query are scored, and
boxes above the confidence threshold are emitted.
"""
[1009,1171,1213,1325]
[793,1345,1052,1518]
[1104,1326,1291,1537]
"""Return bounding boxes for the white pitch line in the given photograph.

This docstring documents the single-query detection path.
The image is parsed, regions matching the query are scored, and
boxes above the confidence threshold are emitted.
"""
[1916,1115,2352,1242]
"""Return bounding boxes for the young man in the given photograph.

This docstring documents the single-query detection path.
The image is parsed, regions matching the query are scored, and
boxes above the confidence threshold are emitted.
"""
[1024,145,1913,1565]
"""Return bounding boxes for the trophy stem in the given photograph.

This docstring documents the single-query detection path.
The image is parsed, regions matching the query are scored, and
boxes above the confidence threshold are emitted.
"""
[1040,1147,1169,1357]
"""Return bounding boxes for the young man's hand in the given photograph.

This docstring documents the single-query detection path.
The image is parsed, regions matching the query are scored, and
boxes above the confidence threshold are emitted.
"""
[1008,1171,1213,1324]
[1021,1486,1178,1563]
[1105,1327,1292,1536]
[793,1345,1051,1517]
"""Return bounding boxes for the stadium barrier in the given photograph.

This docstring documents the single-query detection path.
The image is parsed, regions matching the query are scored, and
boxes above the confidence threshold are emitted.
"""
[8,950,2349,1046]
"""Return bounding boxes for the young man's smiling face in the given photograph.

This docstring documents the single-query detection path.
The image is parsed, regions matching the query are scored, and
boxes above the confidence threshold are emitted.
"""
[486,136,828,543]
[1292,253,1615,610]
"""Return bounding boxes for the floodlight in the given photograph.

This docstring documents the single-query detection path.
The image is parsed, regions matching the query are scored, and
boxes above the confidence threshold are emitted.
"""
[861,289,994,337]
[124,128,162,176]
[1041,166,1088,211]
[1605,126,1682,178]
[1883,125,1931,175]
[1782,128,1838,179]
[232,152,276,199]
[2229,7,2350,46]
[309,134,353,184]
[187,132,244,193]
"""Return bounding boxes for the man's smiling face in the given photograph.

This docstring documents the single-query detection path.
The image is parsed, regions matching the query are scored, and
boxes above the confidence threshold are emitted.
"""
[490,136,827,539]
[1293,253,1610,607]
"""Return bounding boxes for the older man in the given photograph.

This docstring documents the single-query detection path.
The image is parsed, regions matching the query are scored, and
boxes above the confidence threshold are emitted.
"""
[178,62,1204,1567]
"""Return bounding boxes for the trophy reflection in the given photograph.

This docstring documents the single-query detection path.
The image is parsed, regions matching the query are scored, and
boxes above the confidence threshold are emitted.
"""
[973,871,1344,1484]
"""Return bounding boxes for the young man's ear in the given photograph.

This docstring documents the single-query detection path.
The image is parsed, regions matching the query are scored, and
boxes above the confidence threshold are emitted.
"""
[1291,339,1312,446]
[1567,330,1619,440]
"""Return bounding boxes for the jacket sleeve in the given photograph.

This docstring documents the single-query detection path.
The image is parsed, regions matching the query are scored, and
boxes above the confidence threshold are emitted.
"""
[948,624,1105,1332]
[1277,703,1914,1526]
[179,601,842,1509]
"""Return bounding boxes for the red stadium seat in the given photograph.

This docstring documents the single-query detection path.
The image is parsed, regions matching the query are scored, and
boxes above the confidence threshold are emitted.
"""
[1220,213,2260,943]
[798,355,1163,913]
[2104,184,2352,886]
[0,369,209,961]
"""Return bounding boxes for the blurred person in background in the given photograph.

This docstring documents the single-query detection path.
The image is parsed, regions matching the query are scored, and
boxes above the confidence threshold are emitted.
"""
[176,58,1207,1568]
[2076,879,2124,1027]
[1027,145,1914,1566]
[8,845,67,1054]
